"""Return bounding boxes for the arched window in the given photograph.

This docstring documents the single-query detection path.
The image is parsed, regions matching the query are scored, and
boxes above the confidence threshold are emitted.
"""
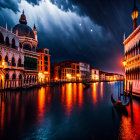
[27,76,29,83]
[5,55,8,62]
[19,74,22,80]
[5,37,10,46]
[32,46,35,52]
[45,66,48,71]
[5,74,9,80]
[0,55,2,62]
[0,33,4,44]
[30,76,32,83]
[12,74,16,80]
[32,76,34,82]
[44,56,48,61]
[18,58,21,67]
[35,76,37,82]
[23,44,31,51]
[20,43,22,48]
[12,57,15,66]
[12,38,16,49]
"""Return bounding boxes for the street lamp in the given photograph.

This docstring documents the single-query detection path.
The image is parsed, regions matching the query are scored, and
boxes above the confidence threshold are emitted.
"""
[123,60,127,67]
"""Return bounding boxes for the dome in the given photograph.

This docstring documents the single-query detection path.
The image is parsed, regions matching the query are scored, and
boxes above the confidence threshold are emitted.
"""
[12,10,35,39]
[13,24,35,39]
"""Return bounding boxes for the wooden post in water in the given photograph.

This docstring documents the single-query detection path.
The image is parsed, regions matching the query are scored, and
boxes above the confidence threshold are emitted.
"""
[123,80,125,95]
[120,81,121,96]
[118,82,119,98]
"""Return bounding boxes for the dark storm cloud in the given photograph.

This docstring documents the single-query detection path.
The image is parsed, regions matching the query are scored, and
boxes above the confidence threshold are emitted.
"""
[0,0,41,12]
[50,0,140,73]
[0,0,20,12]
[25,0,42,5]
[0,0,137,74]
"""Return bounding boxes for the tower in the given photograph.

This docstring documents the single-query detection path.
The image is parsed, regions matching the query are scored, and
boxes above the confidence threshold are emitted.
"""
[33,24,37,41]
[19,10,27,25]
[131,0,139,30]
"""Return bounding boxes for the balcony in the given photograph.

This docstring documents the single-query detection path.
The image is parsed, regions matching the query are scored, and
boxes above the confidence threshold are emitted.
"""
[0,62,24,70]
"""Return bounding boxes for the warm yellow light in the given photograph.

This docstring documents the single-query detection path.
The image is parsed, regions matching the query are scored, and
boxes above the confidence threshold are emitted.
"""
[131,10,139,20]
[44,71,49,74]
[77,74,80,77]
[123,60,127,67]
[38,72,45,82]
[2,60,5,66]
[67,74,71,79]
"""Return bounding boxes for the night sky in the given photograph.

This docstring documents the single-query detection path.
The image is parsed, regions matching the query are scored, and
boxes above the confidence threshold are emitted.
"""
[0,0,139,74]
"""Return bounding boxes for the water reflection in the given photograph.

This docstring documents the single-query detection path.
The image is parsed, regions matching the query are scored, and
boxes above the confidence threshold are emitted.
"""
[0,83,139,139]
[100,82,103,100]
[61,83,83,116]
[92,83,98,104]
[38,88,46,117]
[119,100,140,140]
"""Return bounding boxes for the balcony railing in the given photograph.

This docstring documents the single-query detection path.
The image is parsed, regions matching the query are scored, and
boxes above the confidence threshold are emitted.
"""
[0,43,18,50]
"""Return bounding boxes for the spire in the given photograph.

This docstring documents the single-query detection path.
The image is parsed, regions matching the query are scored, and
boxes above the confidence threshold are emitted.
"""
[123,33,125,42]
[6,23,7,30]
[33,24,36,30]
[33,24,37,41]
[131,0,139,30]
[19,10,27,24]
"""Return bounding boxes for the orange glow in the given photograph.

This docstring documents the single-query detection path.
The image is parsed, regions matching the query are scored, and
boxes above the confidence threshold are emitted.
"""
[131,10,139,20]
[77,74,80,77]
[119,100,140,139]
[100,82,103,99]
[44,71,49,74]
[38,87,46,117]
[122,60,127,67]
[66,83,72,115]
[78,83,83,107]
[66,74,71,80]
[73,83,77,104]
[0,101,5,134]
[92,83,98,104]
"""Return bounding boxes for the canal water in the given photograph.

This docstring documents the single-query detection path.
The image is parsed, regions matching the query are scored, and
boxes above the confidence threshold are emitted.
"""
[0,82,140,140]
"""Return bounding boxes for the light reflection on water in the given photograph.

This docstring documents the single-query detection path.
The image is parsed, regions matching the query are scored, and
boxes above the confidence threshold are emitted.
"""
[0,82,139,140]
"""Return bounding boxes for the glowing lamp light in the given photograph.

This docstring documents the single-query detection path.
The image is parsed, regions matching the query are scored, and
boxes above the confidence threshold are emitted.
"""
[66,74,71,79]
[77,74,80,77]
[2,60,5,66]
[131,10,139,20]
[44,71,49,74]
[123,60,127,67]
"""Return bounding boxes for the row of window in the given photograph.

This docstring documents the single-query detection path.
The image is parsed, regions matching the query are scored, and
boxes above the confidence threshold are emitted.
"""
[5,73,22,80]
[0,55,22,67]
[126,68,140,80]
[0,33,17,49]
[125,43,140,60]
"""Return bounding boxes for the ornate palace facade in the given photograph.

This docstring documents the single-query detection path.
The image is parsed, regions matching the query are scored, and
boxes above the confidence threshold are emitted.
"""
[0,11,50,89]
[124,0,140,94]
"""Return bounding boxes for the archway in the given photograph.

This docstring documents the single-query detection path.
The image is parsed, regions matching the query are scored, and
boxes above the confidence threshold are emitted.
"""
[5,36,10,46]
[0,71,5,89]
[12,38,16,49]
[0,32,4,44]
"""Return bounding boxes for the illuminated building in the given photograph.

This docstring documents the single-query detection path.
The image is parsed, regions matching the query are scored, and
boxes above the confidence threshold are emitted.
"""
[0,11,51,89]
[37,48,50,83]
[91,68,99,81]
[12,11,39,86]
[99,71,106,81]
[123,0,140,94]
[51,61,80,81]
[0,26,24,89]
[79,62,90,81]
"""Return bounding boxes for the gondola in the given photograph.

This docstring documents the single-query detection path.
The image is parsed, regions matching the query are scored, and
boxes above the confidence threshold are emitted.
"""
[111,94,130,108]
